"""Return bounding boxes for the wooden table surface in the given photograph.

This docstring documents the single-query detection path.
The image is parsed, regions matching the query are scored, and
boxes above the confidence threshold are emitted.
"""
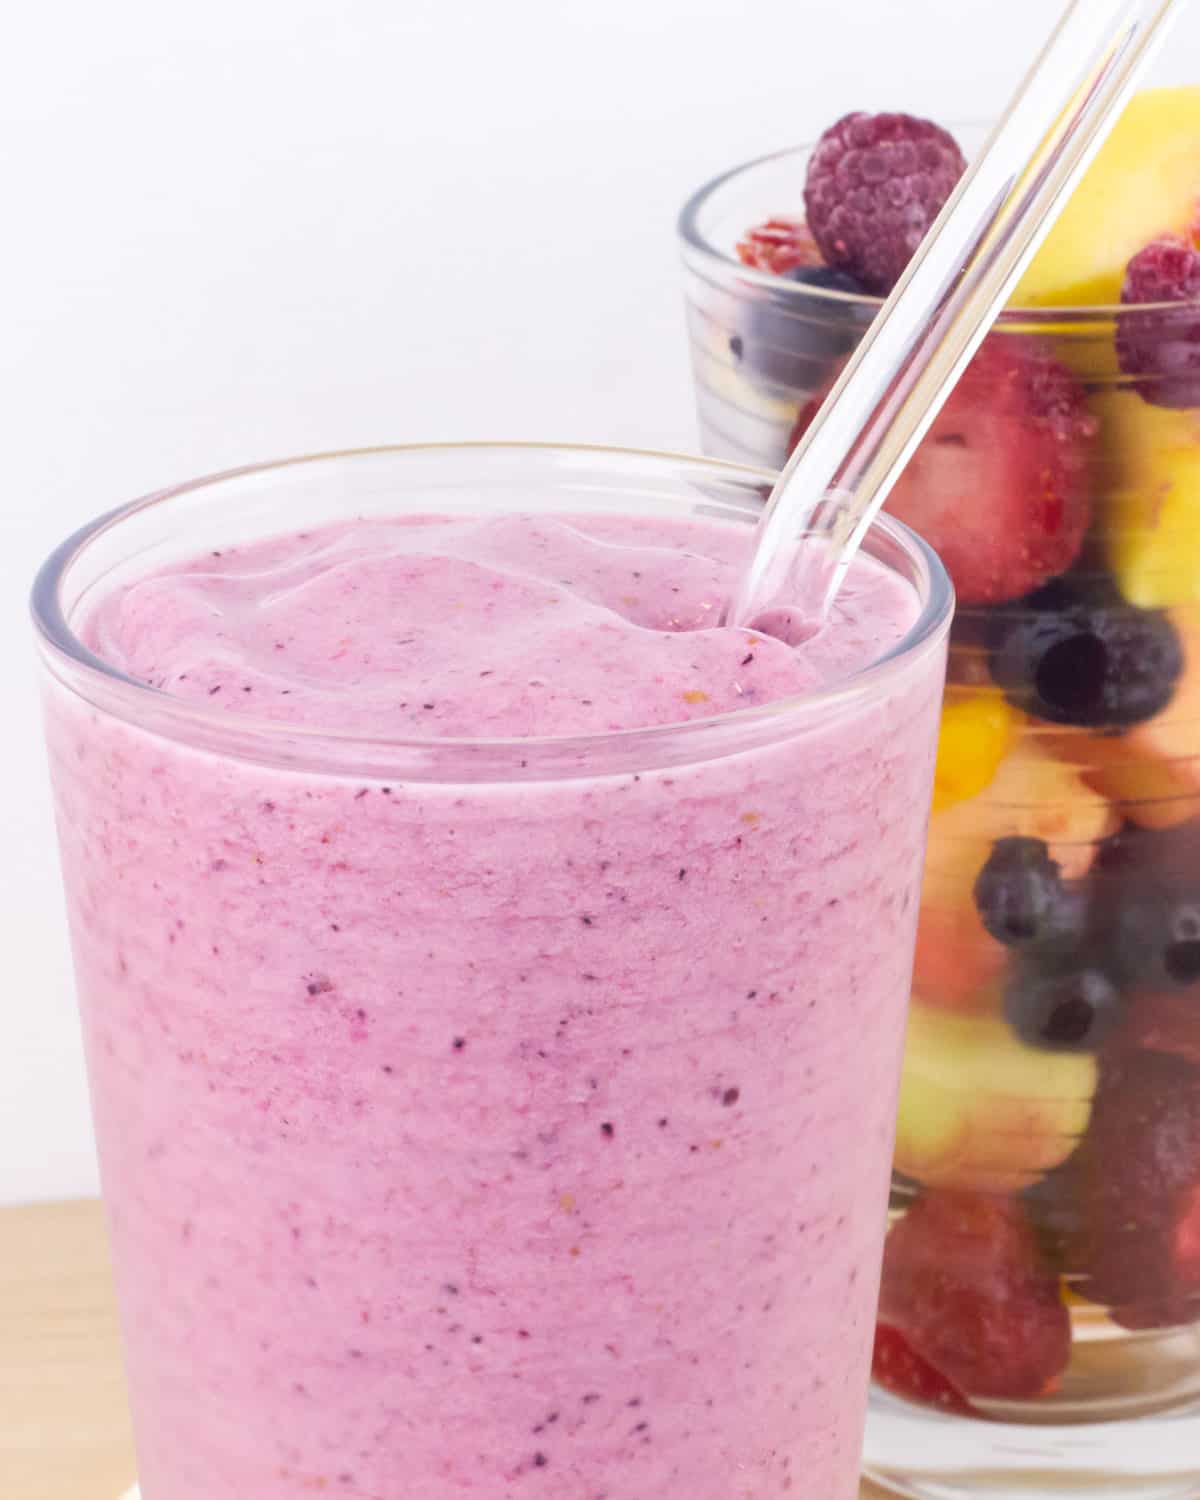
[2,1200,135,1500]
[1,1199,882,1499]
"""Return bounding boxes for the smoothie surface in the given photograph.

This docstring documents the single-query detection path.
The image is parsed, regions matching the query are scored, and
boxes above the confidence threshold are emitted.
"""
[85,512,919,737]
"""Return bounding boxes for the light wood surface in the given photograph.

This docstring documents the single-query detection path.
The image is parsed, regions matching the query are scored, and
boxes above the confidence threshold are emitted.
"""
[1,1199,881,1499]
[1,1200,135,1500]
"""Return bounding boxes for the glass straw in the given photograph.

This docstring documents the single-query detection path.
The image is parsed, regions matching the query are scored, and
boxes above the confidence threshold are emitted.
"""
[728,0,1186,629]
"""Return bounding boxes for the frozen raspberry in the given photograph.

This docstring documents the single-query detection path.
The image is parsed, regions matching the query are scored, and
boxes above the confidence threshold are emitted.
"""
[789,336,1096,605]
[879,1189,1070,1399]
[1076,1047,1200,1328]
[735,218,824,276]
[1117,237,1200,408]
[803,112,966,294]
[872,1325,973,1414]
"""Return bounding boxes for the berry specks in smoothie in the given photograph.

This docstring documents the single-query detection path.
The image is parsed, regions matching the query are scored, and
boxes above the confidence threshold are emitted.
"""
[61,501,940,1500]
[85,513,917,739]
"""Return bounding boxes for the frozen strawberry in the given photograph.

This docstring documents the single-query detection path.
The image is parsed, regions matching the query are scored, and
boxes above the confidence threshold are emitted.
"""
[735,218,824,276]
[879,1189,1071,1399]
[1174,1181,1200,1287]
[1076,1047,1200,1328]
[788,336,1097,605]
[1115,990,1200,1068]
[872,1324,973,1414]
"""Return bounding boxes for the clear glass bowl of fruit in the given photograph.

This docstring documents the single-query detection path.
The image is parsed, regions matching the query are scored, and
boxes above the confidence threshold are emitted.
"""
[679,95,1200,1498]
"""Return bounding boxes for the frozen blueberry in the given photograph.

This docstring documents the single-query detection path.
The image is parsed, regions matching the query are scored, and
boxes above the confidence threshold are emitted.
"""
[973,837,1085,950]
[1005,961,1125,1052]
[987,577,1182,729]
[731,265,873,391]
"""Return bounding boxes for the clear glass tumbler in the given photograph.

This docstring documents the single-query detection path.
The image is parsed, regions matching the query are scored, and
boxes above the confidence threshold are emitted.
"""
[680,145,1200,1499]
[32,444,949,1500]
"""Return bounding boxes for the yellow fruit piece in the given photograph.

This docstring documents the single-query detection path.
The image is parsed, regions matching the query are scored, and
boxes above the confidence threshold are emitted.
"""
[1093,391,1200,608]
[931,689,1016,812]
[1013,88,1200,309]
[1060,1280,1092,1310]
[925,730,1116,891]
[894,1004,1096,1195]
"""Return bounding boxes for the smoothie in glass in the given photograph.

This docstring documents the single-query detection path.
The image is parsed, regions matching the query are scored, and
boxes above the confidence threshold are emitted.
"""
[34,446,949,1500]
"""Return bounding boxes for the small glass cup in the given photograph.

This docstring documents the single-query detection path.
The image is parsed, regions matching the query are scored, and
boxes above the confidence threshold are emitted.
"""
[33,444,949,1500]
[679,143,1200,1499]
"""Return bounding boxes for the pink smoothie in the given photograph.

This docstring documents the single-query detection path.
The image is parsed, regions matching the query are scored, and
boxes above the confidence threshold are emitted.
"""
[43,510,944,1500]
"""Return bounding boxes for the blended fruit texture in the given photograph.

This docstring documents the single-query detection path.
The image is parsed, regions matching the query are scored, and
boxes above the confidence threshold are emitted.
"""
[43,511,944,1500]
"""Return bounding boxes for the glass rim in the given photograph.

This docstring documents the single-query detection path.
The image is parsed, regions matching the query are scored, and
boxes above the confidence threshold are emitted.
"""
[677,140,1189,321]
[30,441,953,782]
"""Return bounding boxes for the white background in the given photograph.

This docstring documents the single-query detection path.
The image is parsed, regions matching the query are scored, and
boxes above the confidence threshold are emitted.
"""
[4,0,1199,1205]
